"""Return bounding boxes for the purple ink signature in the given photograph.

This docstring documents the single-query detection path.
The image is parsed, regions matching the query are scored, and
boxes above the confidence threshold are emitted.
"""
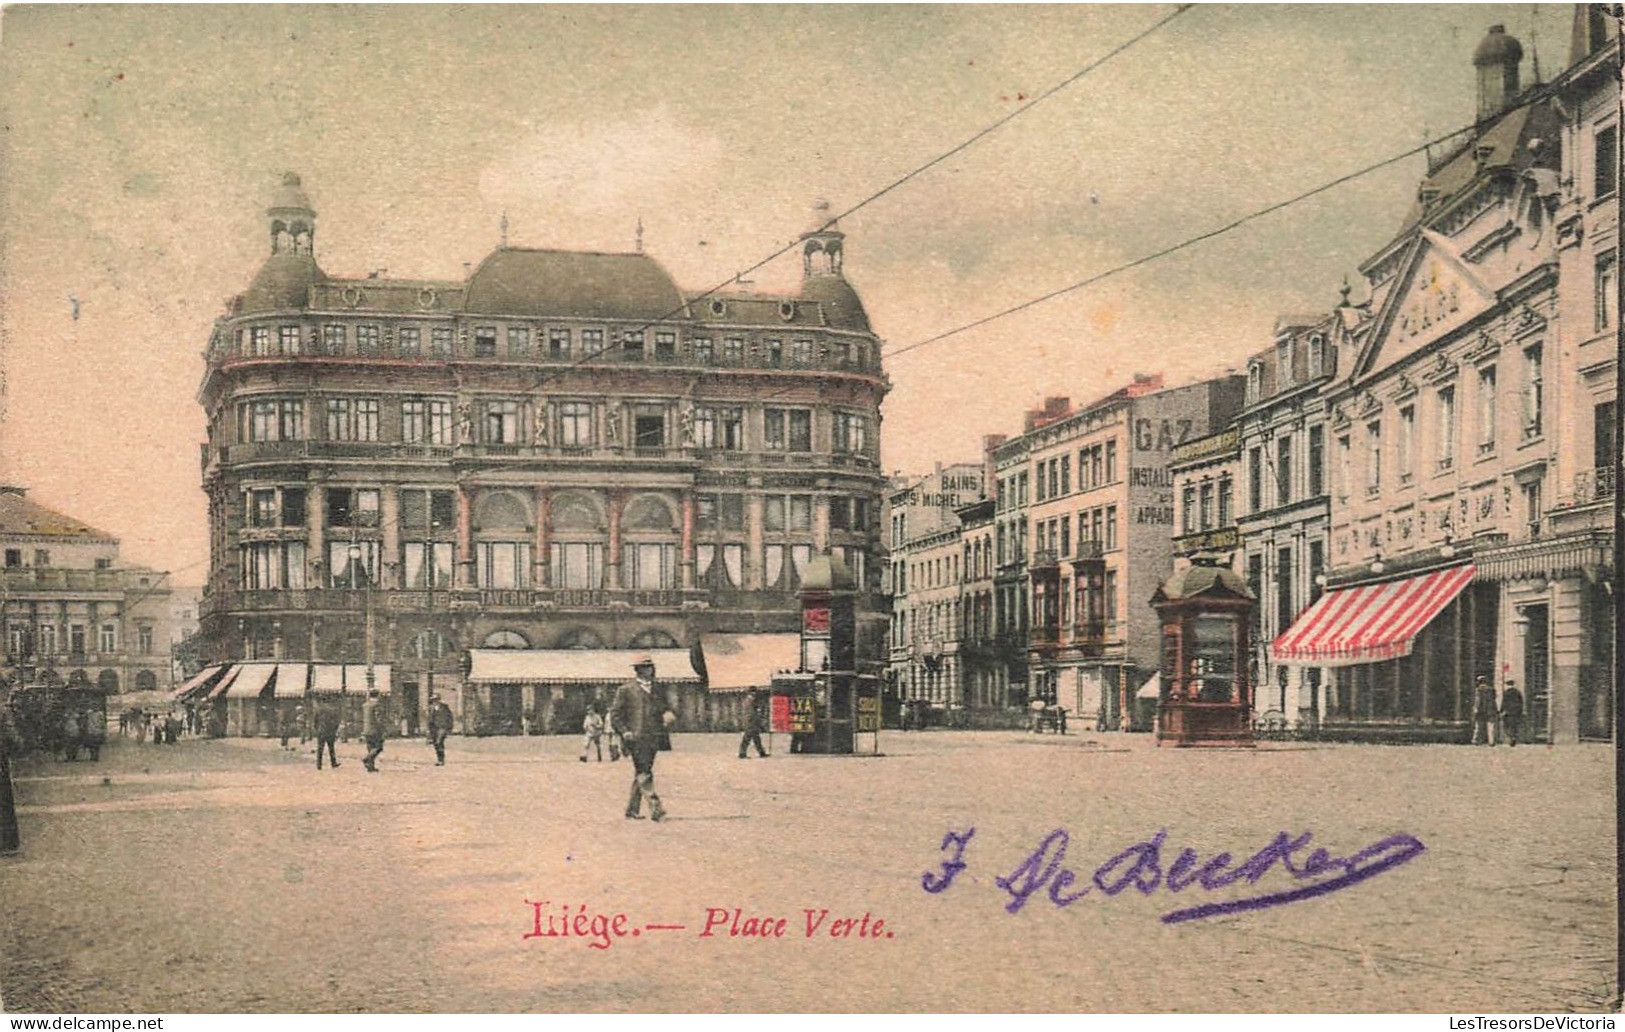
[922,826,1425,923]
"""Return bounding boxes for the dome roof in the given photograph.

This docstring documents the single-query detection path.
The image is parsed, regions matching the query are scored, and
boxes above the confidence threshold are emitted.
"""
[463,248,687,320]
[241,252,326,313]
[268,171,314,214]
[1473,25,1523,66]
[1151,563,1254,605]
[799,274,871,332]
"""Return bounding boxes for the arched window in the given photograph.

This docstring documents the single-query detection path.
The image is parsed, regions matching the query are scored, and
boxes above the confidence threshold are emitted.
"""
[135,670,158,692]
[482,629,530,649]
[556,627,606,650]
[97,669,119,693]
[623,493,678,590]
[628,629,679,649]
[407,629,454,659]
[551,491,607,590]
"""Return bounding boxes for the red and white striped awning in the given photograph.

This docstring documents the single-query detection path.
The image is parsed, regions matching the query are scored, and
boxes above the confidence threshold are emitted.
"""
[1271,564,1475,667]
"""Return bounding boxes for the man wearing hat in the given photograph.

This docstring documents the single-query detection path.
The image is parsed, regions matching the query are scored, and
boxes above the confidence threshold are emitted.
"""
[611,654,676,821]
[1499,678,1525,747]
[427,693,455,766]
[361,687,385,772]
[1471,675,1498,746]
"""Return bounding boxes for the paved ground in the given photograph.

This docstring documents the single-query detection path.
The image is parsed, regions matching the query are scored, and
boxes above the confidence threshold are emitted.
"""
[0,729,1615,1013]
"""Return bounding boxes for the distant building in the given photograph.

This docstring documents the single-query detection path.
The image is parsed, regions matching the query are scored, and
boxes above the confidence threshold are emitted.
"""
[0,487,173,694]
[196,176,889,734]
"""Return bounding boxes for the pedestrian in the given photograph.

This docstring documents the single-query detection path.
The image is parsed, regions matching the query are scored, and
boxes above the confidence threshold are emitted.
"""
[610,654,675,821]
[163,712,180,745]
[279,706,294,750]
[605,706,622,762]
[580,706,605,762]
[314,699,340,770]
[185,704,197,736]
[1500,679,1525,747]
[427,694,454,766]
[738,689,768,759]
[295,702,308,746]
[61,708,80,762]
[361,689,385,773]
[1472,675,1498,746]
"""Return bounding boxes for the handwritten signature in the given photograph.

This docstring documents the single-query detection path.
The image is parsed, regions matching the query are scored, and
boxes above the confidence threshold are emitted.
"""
[922,826,1425,924]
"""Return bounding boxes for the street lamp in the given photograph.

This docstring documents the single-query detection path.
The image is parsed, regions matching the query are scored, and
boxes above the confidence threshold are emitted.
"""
[1369,552,1386,575]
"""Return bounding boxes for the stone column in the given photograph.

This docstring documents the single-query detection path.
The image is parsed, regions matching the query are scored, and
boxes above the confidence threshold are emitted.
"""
[381,485,401,588]
[457,485,475,589]
[533,486,550,589]
[607,490,625,590]
[745,490,764,590]
[309,481,327,588]
[813,491,830,552]
[680,491,695,589]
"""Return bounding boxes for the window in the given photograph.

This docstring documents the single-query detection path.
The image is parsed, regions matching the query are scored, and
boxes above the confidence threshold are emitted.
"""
[402,539,453,589]
[1059,515,1071,557]
[622,330,645,359]
[477,542,532,589]
[3,550,18,568]
[558,401,593,447]
[1182,486,1197,533]
[1276,338,1294,387]
[1104,439,1117,483]
[485,400,521,444]
[494,326,525,359]
[1247,363,1263,402]
[581,328,605,355]
[278,399,305,441]
[1523,479,1544,534]
[1478,365,1497,451]
[1523,344,1543,439]
[1105,506,1119,550]
[1337,435,1351,500]
[137,626,154,655]
[549,328,571,359]
[402,400,428,444]
[1216,480,1232,527]
[1597,251,1617,333]
[250,326,270,356]
[430,327,453,358]
[633,409,665,448]
[283,487,307,527]
[69,624,84,655]
[278,325,300,356]
[790,339,813,364]
[696,542,743,589]
[1060,456,1071,495]
[325,398,352,441]
[474,327,497,357]
[1595,401,1617,476]
[1308,334,1326,379]
[655,331,676,360]
[1595,124,1617,202]
[763,339,783,365]
[627,542,676,589]
[323,324,346,355]
[1365,422,1382,493]
[833,412,866,454]
[355,399,379,442]
[1248,447,1263,513]
[1308,425,1325,497]
[1397,406,1415,481]
[250,489,278,528]
[764,408,811,451]
[399,327,421,356]
[1275,547,1294,635]
[38,624,56,655]
[692,337,713,363]
[1276,435,1293,504]
[355,325,381,354]
[550,542,604,589]
[327,487,380,528]
[722,336,744,363]
[33,549,49,567]
[1437,387,1456,470]
[94,557,111,570]
[694,406,744,450]
[1308,540,1325,604]
[99,624,117,653]
[1199,482,1214,530]
[1103,570,1118,627]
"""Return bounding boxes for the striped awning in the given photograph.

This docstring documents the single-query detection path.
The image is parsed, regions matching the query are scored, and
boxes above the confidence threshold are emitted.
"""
[224,663,279,699]
[172,664,227,703]
[273,664,309,699]
[1271,564,1475,667]
[207,665,242,700]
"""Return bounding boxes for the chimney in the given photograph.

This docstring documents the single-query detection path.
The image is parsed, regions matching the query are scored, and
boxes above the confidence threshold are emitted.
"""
[1473,25,1523,122]
[982,434,1007,498]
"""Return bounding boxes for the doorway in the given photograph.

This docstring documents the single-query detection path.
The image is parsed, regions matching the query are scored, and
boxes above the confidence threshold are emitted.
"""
[1522,605,1550,744]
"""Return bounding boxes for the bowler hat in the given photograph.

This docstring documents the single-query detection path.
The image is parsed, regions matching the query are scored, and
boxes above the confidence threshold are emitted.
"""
[632,653,655,668]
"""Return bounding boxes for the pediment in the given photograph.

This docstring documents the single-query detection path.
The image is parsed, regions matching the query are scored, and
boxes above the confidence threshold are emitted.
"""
[1355,230,1497,379]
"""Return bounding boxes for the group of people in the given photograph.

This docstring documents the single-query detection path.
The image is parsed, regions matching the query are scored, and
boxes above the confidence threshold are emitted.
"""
[1471,674,1527,746]
[301,690,457,772]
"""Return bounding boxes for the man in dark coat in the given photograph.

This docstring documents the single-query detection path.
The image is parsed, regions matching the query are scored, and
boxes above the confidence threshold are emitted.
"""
[427,695,455,766]
[361,689,385,773]
[1471,675,1498,745]
[611,654,675,821]
[738,689,768,759]
[314,698,341,770]
[1499,679,1525,747]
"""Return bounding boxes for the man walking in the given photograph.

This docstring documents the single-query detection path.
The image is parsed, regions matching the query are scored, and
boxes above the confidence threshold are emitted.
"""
[580,706,606,763]
[1500,679,1525,747]
[1471,675,1498,745]
[314,699,341,770]
[738,689,768,759]
[361,688,385,773]
[427,694,454,766]
[611,654,676,821]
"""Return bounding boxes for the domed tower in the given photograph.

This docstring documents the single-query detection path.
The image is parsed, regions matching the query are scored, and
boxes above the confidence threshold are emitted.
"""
[1473,24,1523,122]
[797,200,870,332]
[267,171,317,256]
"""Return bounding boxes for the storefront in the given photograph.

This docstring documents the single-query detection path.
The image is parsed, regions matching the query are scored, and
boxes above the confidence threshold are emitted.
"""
[463,648,702,735]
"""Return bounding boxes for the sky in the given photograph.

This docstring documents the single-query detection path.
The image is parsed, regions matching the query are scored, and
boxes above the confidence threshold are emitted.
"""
[0,3,1583,580]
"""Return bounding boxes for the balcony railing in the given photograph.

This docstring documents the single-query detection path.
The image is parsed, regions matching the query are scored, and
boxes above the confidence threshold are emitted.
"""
[1574,466,1615,503]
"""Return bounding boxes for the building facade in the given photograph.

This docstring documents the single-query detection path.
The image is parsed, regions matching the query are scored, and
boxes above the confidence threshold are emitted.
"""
[197,176,889,733]
[0,487,174,696]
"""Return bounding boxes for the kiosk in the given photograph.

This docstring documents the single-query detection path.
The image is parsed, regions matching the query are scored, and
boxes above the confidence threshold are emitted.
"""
[1150,559,1256,748]
[768,555,880,755]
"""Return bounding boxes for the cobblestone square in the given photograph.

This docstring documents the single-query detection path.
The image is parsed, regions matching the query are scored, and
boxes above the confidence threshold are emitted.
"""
[0,730,1615,1013]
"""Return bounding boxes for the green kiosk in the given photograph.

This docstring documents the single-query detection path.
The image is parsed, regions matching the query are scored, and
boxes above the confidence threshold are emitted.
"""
[769,555,881,755]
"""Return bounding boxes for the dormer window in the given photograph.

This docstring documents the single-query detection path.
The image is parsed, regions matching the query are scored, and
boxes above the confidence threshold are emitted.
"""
[1247,363,1263,402]
[1276,338,1294,387]
[1308,334,1326,379]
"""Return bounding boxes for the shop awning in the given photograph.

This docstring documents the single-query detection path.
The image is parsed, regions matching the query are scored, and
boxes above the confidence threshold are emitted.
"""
[698,633,802,691]
[172,664,227,703]
[309,664,346,695]
[207,665,242,700]
[467,648,699,684]
[1271,564,1475,667]
[343,664,391,696]
[273,664,309,699]
[1136,673,1162,700]
[224,663,279,699]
